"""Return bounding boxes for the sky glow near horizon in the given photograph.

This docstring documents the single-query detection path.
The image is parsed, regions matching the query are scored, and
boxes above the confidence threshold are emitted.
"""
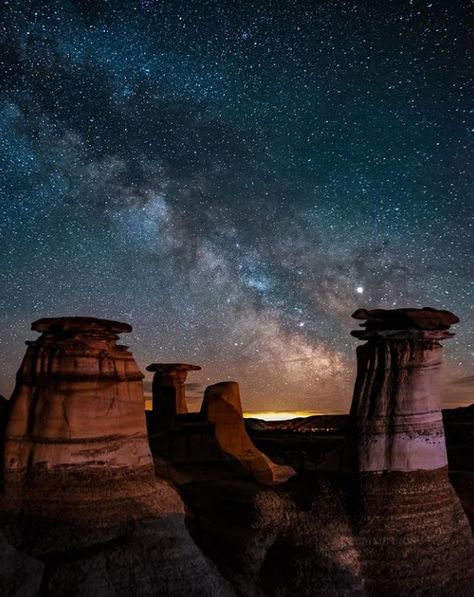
[0,1,472,412]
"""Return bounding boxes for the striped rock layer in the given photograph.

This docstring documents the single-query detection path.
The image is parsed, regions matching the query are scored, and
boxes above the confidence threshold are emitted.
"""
[346,309,474,595]
[349,329,450,472]
[354,469,474,596]
[5,317,151,472]
[2,317,159,522]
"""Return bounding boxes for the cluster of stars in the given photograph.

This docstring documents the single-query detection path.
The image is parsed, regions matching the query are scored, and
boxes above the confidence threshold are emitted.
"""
[0,1,472,411]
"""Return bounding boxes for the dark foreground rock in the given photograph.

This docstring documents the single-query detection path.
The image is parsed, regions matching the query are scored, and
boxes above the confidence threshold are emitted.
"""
[0,529,43,597]
[39,515,232,597]
[175,463,474,597]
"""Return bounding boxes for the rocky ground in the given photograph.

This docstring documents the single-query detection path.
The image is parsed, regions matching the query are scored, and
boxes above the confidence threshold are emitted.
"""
[1,401,473,595]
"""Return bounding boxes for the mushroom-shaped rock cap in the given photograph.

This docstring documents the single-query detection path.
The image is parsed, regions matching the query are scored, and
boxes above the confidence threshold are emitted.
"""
[146,363,202,373]
[32,317,132,334]
[352,307,459,331]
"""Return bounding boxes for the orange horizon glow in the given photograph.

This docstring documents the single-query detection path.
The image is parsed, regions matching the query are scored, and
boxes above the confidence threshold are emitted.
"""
[144,399,344,419]
[243,410,343,421]
[145,398,472,419]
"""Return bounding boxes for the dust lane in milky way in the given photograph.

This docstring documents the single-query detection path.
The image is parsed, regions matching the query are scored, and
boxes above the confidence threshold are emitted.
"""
[0,1,472,412]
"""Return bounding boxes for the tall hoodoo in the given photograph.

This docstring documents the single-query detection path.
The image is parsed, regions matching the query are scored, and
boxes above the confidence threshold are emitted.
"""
[5,317,151,474]
[345,307,474,596]
[349,307,458,472]
[2,317,162,522]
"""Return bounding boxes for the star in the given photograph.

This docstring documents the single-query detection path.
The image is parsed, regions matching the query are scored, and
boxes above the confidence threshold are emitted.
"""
[0,1,471,414]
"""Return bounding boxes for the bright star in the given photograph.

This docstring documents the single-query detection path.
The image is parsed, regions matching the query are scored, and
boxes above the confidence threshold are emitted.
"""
[356,286,364,294]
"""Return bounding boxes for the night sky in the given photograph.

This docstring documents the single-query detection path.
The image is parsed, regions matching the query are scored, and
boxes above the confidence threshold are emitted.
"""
[1,1,472,413]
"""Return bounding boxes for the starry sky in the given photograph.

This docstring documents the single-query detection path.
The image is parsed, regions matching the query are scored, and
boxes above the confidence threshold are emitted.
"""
[0,0,472,413]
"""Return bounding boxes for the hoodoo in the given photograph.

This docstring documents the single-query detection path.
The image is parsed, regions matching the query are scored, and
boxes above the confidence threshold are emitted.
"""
[347,306,457,472]
[345,307,474,595]
[2,317,156,521]
[146,362,201,432]
[0,317,234,596]
[5,317,150,471]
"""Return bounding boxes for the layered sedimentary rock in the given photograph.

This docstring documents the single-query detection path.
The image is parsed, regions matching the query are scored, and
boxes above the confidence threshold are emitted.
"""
[354,469,474,596]
[346,308,474,595]
[201,382,295,485]
[0,317,234,596]
[5,317,150,473]
[2,317,157,522]
[346,307,456,472]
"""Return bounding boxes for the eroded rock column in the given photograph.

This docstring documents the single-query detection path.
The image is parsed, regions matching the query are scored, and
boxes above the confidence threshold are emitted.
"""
[146,362,201,426]
[202,381,296,485]
[345,308,474,595]
[0,317,235,596]
[348,307,457,472]
[2,317,164,524]
[4,317,151,473]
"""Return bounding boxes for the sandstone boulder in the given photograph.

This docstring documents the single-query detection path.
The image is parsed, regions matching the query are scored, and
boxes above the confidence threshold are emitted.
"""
[201,381,295,485]
[352,306,459,331]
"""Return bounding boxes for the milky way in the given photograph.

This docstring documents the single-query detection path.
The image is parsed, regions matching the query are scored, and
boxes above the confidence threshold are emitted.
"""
[0,1,472,412]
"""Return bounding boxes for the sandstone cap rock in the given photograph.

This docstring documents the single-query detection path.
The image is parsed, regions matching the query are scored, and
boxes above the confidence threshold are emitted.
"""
[146,363,202,373]
[352,307,459,331]
[32,316,132,334]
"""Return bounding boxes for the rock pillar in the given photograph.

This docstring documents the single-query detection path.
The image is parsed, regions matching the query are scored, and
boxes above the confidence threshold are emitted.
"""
[0,318,235,595]
[345,308,474,595]
[2,317,160,523]
[146,363,201,425]
[202,381,295,485]
[4,317,151,474]
[348,307,458,472]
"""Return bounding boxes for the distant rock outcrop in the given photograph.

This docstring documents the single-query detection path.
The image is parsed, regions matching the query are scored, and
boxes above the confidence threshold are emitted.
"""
[145,367,295,485]
[146,362,201,433]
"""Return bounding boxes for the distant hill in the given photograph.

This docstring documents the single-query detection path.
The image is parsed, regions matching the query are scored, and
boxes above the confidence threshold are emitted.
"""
[246,404,474,434]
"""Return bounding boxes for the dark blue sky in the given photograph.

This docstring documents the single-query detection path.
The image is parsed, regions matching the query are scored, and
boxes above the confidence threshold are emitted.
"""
[1,1,472,412]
